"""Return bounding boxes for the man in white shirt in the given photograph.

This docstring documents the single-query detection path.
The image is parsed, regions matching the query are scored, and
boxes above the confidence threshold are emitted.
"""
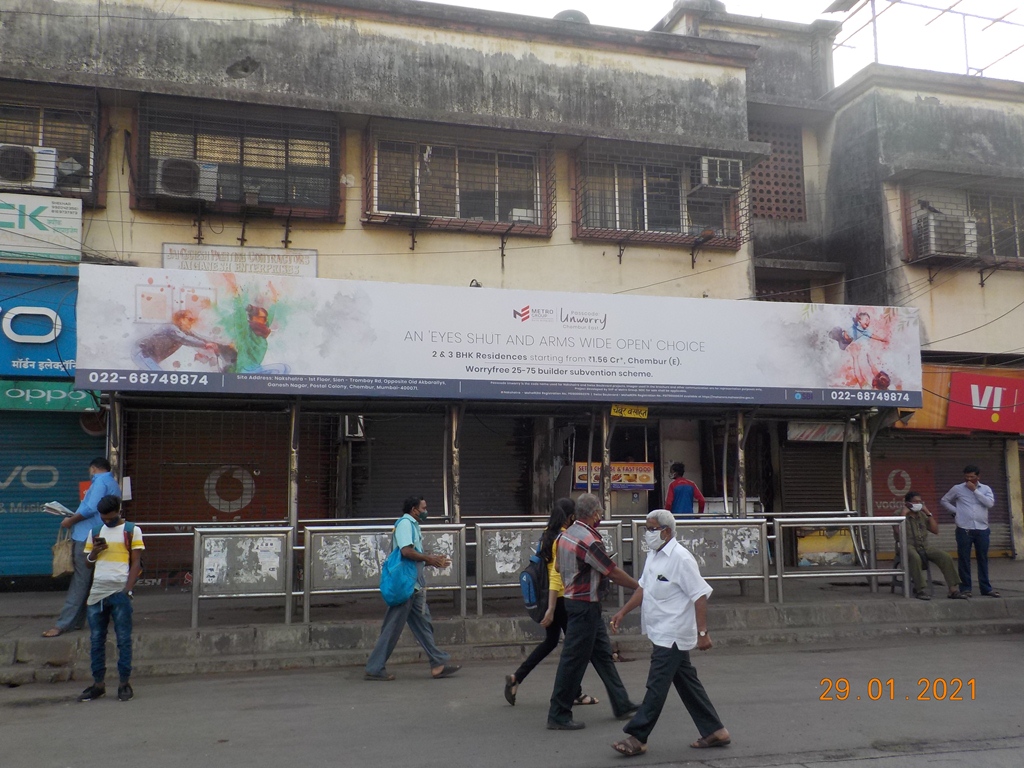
[609,509,730,757]
[940,464,998,597]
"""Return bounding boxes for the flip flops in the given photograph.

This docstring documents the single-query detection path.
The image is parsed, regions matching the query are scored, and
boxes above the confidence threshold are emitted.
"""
[432,663,461,679]
[691,732,731,749]
[364,671,395,681]
[611,737,647,757]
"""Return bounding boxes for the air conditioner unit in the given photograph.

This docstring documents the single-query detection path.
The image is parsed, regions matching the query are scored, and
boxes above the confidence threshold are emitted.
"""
[344,415,365,440]
[915,212,978,259]
[691,156,742,192]
[154,158,218,202]
[0,145,58,190]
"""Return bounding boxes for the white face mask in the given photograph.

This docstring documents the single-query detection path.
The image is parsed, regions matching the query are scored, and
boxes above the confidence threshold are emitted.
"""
[909,503,923,512]
[644,529,666,551]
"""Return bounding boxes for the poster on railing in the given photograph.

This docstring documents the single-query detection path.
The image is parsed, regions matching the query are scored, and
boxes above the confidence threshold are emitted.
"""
[635,524,764,578]
[198,532,288,596]
[75,265,923,407]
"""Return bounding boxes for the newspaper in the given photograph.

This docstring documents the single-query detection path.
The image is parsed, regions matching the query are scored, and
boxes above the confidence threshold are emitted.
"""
[43,501,74,517]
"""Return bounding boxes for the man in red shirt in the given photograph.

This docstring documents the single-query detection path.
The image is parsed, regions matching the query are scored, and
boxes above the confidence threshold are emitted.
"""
[665,463,705,516]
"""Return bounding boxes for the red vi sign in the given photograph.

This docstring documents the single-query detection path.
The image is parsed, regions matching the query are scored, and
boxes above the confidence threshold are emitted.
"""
[947,372,1024,433]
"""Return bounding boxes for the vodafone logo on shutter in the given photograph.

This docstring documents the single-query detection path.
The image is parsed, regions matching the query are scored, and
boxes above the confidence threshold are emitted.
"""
[946,372,1024,433]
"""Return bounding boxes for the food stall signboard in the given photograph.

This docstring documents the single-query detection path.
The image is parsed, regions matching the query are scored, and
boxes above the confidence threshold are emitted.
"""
[574,462,655,491]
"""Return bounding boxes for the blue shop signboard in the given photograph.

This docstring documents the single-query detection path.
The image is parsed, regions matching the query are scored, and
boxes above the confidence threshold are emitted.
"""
[0,270,78,378]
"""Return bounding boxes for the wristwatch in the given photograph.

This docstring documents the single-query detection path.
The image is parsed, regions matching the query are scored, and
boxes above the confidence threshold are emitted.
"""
[127,591,134,599]
[698,630,708,638]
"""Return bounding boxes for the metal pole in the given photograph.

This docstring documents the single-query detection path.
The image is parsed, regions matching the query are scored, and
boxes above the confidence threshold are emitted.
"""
[450,404,462,523]
[721,415,730,516]
[736,412,746,519]
[107,393,123,482]
[601,410,612,514]
[586,409,595,494]
[870,0,879,63]
[286,400,300,624]
[861,413,877,593]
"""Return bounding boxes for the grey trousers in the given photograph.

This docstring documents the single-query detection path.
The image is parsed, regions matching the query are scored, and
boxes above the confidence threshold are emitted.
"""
[365,588,450,675]
[56,540,92,632]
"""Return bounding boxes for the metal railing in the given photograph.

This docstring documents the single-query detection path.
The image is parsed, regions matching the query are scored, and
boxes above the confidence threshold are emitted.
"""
[774,517,909,603]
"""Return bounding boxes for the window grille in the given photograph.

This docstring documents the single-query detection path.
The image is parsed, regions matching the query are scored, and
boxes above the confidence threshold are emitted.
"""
[754,276,812,302]
[574,140,746,248]
[136,96,340,220]
[748,121,806,221]
[968,193,1023,260]
[0,82,99,199]
[364,120,555,236]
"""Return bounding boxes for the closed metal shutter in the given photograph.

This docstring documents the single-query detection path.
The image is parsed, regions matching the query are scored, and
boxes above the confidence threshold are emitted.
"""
[123,408,291,581]
[872,433,1012,554]
[459,415,532,517]
[0,412,106,576]
[349,414,446,519]
[780,441,846,512]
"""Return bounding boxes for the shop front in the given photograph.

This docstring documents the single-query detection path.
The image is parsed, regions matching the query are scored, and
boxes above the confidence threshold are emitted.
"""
[72,265,927,581]
[0,266,104,580]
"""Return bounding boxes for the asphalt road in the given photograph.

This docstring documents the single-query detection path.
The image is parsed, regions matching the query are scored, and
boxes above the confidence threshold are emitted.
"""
[3,633,1022,768]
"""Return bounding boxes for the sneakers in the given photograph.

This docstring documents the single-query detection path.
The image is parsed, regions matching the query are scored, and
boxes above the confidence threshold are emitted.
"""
[118,683,134,702]
[77,684,106,702]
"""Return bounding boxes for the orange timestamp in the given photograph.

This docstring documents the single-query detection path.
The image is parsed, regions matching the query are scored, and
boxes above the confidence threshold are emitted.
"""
[819,677,976,701]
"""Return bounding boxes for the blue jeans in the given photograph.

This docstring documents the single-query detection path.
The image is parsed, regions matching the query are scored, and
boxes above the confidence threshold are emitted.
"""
[365,588,449,675]
[87,592,134,684]
[56,540,92,632]
[955,527,992,594]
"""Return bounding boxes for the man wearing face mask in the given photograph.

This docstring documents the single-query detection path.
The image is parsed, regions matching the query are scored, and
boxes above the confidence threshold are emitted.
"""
[364,495,461,681]
[900,491,966,601]
[608,509,730,756]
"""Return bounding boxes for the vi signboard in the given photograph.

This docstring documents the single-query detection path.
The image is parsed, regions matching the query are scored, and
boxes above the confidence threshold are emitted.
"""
[947,372,1024,433]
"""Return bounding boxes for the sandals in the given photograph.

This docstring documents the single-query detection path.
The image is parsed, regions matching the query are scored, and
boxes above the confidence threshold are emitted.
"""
[432,663,461,679]
[41,628,64,638]
[574,693,599,706]
[611,737,647,757]
[364,671,395,681]
[504,674,517,706]
[691,732,731,749]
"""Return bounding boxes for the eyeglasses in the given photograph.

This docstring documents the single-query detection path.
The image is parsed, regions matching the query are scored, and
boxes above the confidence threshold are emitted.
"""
[644,525,666,532]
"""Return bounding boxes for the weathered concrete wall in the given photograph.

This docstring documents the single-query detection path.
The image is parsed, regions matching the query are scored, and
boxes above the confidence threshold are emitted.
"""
[874,90,1024,180]
[0,0,757,147]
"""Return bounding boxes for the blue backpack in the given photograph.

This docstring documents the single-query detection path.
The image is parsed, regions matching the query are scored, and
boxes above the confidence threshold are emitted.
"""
[519,539,549,623]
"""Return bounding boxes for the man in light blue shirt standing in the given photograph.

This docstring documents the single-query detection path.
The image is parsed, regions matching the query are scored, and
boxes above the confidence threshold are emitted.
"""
[43,458,121,637]
[940,464,998,598]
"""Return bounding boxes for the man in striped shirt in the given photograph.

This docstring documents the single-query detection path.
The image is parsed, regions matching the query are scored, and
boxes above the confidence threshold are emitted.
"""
[547,493,641,731]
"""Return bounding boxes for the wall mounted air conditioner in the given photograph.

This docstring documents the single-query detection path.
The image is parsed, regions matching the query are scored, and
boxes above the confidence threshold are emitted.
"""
[154,158,218,202]
[0,144,58,190]
[690,156,742,192]
[915,212,978,259]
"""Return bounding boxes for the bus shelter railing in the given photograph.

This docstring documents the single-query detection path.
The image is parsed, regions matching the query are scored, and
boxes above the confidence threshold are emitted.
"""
[302,524,467,622]
[774,517,909,603]
[191,527,294,628]
[767,510,869,570]
[473,521,624,617]
[630,519,771,604]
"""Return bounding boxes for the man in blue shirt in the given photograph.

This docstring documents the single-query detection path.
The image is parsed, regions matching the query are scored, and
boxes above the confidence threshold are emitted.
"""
[940,464,998,597]
[364,496,461,681]
[43,458,121,638]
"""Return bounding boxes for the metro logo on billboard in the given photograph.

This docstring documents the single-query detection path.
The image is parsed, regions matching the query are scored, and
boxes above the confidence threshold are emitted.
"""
[947,372,1024,433]
[513,305,530,322]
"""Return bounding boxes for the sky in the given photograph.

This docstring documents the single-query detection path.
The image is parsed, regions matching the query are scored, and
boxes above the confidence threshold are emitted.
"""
[419,0,1024,85]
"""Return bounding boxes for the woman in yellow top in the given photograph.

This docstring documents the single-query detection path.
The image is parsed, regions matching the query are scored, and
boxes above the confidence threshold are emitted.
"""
[504,498,598,707]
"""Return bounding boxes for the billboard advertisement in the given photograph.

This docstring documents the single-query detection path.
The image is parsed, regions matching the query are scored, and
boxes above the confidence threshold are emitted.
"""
[74,265,922,406]
[0,194,82,262]
[0,271,79,378]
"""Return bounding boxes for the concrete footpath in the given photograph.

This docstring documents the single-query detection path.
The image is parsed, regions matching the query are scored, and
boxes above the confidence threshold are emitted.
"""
[2,558,1024,685]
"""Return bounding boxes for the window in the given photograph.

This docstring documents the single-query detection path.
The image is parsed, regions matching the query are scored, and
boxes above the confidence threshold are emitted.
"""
[137,97,339,219]
[969,193,1023,260]
[575,141,745,247]
[366,122,554,236]
[748,121,806,221]
[0,84,98,197]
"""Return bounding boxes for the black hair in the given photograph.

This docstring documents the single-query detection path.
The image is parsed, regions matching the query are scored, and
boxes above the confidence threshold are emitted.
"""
[540,498,576,564]
[402,495,425,515]
[963,464,980,475]
[904,490,921,503]
[670,462,685,477]
[90,457,111,472]
[97,495,121,515]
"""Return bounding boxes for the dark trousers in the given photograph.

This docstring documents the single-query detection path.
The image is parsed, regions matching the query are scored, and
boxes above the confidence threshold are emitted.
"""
[87,592,133,684]
[548,600,633,724]
[625,643,724,744]
[955,527,992,594]
[513,598,581,698]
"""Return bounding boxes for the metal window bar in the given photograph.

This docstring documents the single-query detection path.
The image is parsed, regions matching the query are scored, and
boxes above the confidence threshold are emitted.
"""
[364,119,555,236]
[575,139,748,248]
[0,83,99,197]
[137,95,340,219]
